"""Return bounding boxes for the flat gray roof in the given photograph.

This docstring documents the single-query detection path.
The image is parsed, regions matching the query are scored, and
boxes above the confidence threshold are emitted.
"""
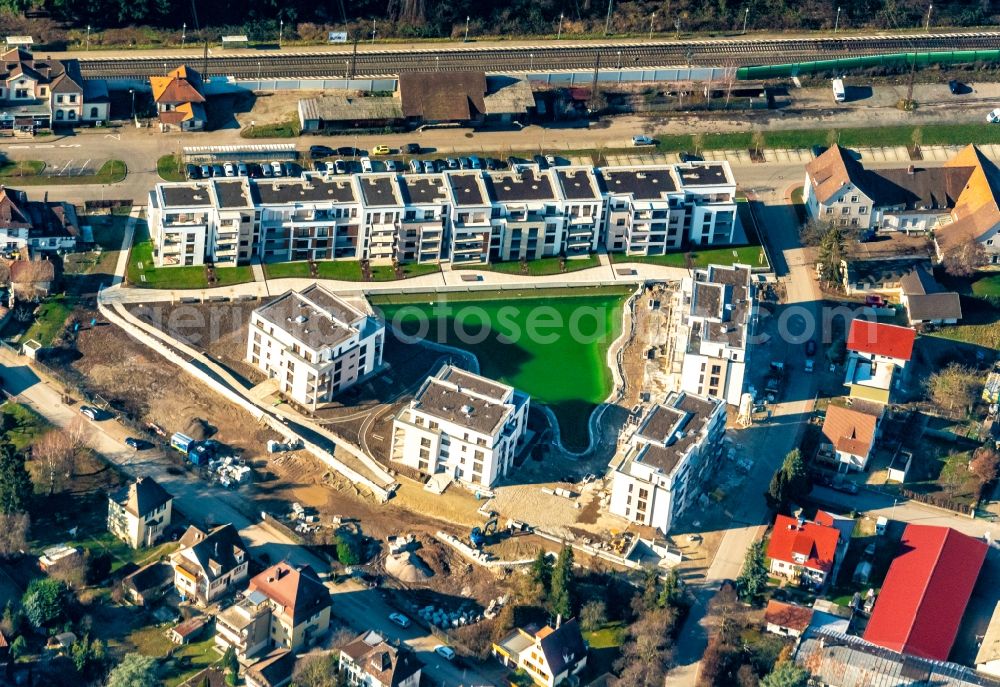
[412,378,511,435]
[556,169,600,200]
[677,163,730,187]
[214,180,252,209]
[399,176,448,205]
[161,183,213,208]
[598,168,677,199]
[358,175,401,207]
[486,169,554,202]
[254,175,356,205]
[448,173,486,206]
[255,284,368,351]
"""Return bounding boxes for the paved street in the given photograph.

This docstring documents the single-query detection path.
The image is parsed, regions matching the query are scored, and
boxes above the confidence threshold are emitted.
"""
[0,349,493,687]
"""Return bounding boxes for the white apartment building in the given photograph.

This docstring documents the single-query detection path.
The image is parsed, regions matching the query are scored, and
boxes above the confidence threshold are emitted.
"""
[608,391,726,534]
[668,263,755,406]
[600,162,739,256]
[146,161,738,269]
[247,285,384,409]
[390,365,530,488]
[147,178,255,267]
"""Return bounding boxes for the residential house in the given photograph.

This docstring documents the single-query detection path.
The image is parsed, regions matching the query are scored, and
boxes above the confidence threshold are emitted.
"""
[669,263,755,406]
[150,65,206,131]
[214,589,272,662]
[975,601,1000,678]
[796,627,998,687]
[608,391,726,534]
[898,262,963,325]
[122,561,174,606]
[0,186,80,255]
[763,600,813,638]
[245,650,296,687]
[171,524,249,605]
[766,513,843,589]
[244,562,332,653]
[9,258,55,302]
[843,319,916,404]
[841,257,930,296]
[0,47,109,130]
[934,144,1000,266]
[340,630,422,687]
[390,364,530,488]
[492,618,588,687]
[246,285,384,409]
[819,401,883,472]
[170,616,208,645]
[107,476,173,549]
[864,524,987,661]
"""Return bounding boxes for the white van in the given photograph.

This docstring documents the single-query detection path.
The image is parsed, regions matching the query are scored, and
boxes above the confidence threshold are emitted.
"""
[832,78,846,103]
[360,157,373,173]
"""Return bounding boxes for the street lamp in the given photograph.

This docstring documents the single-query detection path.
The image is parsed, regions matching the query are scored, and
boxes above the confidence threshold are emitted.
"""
[163,62,167,76]
[925,2,933,31]
[182,22,186,49]
[616,50,622,69]
[464,16,470,42]
[436,55,440,71]
[529,53,534,71]
[85,25,91,51]
[834,7,841,32]
[279,18,284,47]
[674,18,681,39]
[741,7,749,34]
[557,12,564,40]
[371,18,376,44]
[129,89,135,120]
[604,0,613,36]
[649,12,656,40]
[257,61,262,79]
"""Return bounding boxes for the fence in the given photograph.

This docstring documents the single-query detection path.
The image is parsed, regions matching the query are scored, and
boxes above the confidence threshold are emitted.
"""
[737,49,1000,80]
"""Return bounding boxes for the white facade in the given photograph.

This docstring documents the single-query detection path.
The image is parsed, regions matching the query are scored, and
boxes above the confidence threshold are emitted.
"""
[670,264,755,406]
[391,365,529,488]
[147,161,739,269]
[247,285,384,409]
[608,391,726,534]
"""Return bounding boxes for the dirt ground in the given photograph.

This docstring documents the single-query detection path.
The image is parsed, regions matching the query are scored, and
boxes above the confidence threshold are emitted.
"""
[240,90,325,127]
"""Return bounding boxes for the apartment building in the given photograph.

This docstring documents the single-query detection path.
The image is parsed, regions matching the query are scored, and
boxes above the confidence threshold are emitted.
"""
[146,161,737,269]
[390,365,530,488]
[247,285,384,409]
[215,562,331,662]
[106,476,173,549]
[668,263,755,406]
[608,391,726,534]
[171,524,249,605]
[147,178,255,267]
[600,162,739,256]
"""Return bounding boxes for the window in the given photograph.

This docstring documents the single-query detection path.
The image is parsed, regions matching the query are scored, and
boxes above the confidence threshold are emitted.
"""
[858,206,868,214]
[850,195,859,203]
[825,207,834,215]
[68,110,76,120]
[89,106,98,118]
[55,110,63,120]
[841,207,850,215]
[69,94,77,103]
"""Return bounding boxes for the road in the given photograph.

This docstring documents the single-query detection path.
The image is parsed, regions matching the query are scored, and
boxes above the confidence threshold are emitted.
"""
[0,349,493,687]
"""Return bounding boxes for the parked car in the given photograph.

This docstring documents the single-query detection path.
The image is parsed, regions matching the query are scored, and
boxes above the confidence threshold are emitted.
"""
[858,229,877,243]
[309,145,335,159]
[80,406,100,421]
[185,164,200,179]
[334,159,347,174]
[459,157,471,169]
[270,161,283,177]
[388,613,411,628]
[403,143,421,154]
[948,79,962,95]
[422,159,436,173]
[805,339,817,357]
[237,162,248,177]
[485,157,501,170]
[199,164,212,178]
[323,161,336,174]
[385,159,399,172]
[336,146,365,157]
[532,154,548,168]
[247,163,263,178]
[211,164,225,177]
[830,480,859,495]
[678,152,703,163]
[260,163,273,178]
[434,645,456,661]
[372,144,391,155]
[360,157,373,173]
[284,161,302,177]
[864,294,886,307]
[410,159,423,173]
[988,108,1000,124]
[223,162,236,177]
[125,437,152,450]
[544,154,558,167]
[468,155,482,169]
[446,158,459,169]
[632,134,655,146]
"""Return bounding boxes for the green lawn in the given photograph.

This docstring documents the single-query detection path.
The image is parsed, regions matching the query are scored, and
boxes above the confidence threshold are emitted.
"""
[371,262,441,281]
[1,402,48,452]
[0,160,46,177]
[610,244,767,269]
[1,160,127,186]
[129,624,219,687]
[971,274,1000,298]
[265,260,439,282]
[156,154,186,182]
[379,292,629,451]
[469,254,601,277]
[584,623,625,649]
[241,118,301,138]
[211,266,253,287]
[127,223,252,289]
[930,295,1000,350]
[22,295,74,346]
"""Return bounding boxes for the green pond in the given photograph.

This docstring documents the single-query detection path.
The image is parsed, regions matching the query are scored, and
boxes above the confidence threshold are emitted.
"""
[377,293,628,451]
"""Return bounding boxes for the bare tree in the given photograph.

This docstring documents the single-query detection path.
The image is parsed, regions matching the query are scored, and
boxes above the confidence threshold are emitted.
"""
[31,428,82,495]
[0,512,29,557]
[10,260,54,302]
[942,242,987,278]
[926,363,981,416]
[970,445,1000,486]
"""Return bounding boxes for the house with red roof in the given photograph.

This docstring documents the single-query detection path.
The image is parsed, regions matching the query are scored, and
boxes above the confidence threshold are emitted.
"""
[864,524,987,661]
[150,65,206,131]
[844,319,916,404]
[766,513,844,589]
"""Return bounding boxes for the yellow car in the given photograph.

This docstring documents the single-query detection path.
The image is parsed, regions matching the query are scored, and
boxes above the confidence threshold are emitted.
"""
[372,145,391,155]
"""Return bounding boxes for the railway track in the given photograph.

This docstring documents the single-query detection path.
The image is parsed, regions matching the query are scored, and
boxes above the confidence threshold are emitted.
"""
[76,31,1000,79]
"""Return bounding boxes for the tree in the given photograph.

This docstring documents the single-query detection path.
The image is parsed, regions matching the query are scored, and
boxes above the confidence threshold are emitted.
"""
[738,664,761,687]
[105,653,158,687]
[9,635,25,661]
[0,512,29,557]
[529,549,552,593]
[616,606,676,686]
[816,225,846,286]
[767,449,811,510]
[970,445,1000,486]
[926,363,980,415]
[222,646,238,677]
[760,660,809,687]
[32,429,80,495]
[291,652,342,687]
[0,444,31,515]
[736,541,768,603]
[580,599,607,632]
[941,241,986,278]
[550,545,575,618]
[335,532,362,566]
[21,578,68,629]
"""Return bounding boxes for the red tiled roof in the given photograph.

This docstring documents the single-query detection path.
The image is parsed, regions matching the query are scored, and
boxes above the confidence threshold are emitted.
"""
[863,525,987,661]
[766,514,841,575]
[847,320,916,361]
[764,600,813,633]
